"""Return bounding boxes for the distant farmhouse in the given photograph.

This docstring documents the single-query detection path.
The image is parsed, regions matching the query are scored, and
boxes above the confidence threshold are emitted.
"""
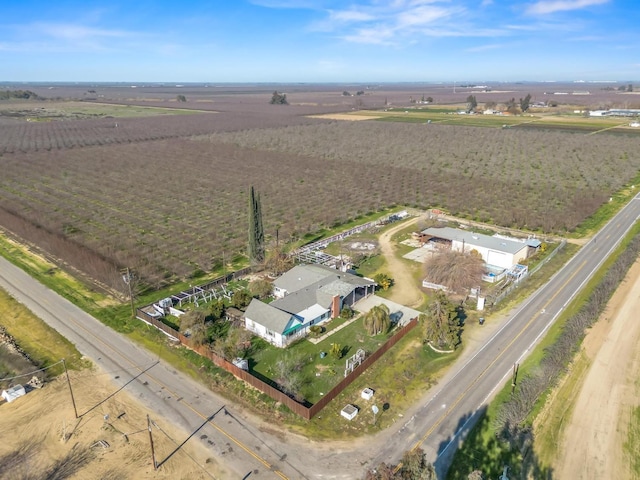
[245,264,376,347]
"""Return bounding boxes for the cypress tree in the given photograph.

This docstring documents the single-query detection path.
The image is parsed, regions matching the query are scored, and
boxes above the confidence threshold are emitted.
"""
[248,186,265,264]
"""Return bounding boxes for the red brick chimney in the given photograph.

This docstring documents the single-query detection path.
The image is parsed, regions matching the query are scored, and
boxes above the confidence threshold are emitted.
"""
[331,295,341,319]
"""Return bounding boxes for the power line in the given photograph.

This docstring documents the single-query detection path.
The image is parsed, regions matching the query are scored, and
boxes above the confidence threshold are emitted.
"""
[0,359,63,382]
[150,417,218,479]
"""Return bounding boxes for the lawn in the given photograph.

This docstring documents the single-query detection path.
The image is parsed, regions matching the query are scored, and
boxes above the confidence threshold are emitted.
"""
[249,315,394,404]
[288,323,462,439]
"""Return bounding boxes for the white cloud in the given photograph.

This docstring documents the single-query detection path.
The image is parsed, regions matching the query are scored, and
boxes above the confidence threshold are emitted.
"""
[248,0,322,8]
[396,5,457,28]
[328,9,376,23]
[0,21,153,54]
[343,26,396,45]
[321,1,470,44]
[35,23,134,40]
[526,0,609,15]
[466,43,503,52]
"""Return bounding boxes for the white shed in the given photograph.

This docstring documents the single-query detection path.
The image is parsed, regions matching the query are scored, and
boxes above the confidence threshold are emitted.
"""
[2,384,26,403]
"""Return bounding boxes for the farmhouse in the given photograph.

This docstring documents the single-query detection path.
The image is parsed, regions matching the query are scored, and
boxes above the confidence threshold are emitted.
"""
[245,264,376,347]
[420,227,529,270]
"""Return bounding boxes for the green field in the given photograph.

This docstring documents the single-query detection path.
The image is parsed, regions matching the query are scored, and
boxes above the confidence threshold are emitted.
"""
[0,100,211,120]
[369,107,637,132]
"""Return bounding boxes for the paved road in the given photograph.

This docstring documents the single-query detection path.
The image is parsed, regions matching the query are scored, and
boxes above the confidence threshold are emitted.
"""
[0,256,311,479]
[2,194,639,478]
[371,193,640,476]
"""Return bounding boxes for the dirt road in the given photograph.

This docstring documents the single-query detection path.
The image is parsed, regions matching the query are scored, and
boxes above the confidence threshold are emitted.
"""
[554,260,640,478]
[377,217,424,308]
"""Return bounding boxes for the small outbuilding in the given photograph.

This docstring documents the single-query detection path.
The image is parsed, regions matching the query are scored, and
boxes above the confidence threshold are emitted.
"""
[361,388,375,400]
[341,404,359,420]
[2,384,26,403]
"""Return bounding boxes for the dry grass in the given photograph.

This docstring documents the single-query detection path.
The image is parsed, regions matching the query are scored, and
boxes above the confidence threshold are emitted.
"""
[0,371,223,479]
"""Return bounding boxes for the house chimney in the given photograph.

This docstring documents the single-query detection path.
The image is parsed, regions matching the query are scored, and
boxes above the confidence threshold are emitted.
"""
[331,295,341,319]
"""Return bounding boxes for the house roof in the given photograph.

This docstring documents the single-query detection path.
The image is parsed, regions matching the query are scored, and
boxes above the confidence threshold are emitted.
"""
[319,279,358,297]
[248,264,376,335]
[273,264,374,294]
[271,287,333,316]
[245,298,299,334]
[421,227,527,255]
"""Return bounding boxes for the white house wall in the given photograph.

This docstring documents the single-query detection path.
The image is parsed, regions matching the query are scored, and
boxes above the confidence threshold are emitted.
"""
[487,250,512,269]
[452,239,525,269]
[245,318,286,347]
[513,247,527,265]
[297,304,330,325]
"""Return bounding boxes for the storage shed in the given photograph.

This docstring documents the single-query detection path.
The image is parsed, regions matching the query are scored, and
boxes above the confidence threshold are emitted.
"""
[2,384,26,403]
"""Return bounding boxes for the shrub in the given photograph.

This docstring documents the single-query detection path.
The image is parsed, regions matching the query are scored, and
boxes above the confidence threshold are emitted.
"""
[340,305,354,319]
[309,325,322,337]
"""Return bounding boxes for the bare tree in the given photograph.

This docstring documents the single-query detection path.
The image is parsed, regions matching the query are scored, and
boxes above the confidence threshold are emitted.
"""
[424,249,484,294]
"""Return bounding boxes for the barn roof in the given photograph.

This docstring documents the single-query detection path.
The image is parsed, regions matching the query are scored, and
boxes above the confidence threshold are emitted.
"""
[421,227,528,255]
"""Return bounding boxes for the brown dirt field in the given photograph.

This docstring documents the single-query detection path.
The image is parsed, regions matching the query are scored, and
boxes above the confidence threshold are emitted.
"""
[307,113,382,121]
[553,259,640,479]
[0,367,223,479]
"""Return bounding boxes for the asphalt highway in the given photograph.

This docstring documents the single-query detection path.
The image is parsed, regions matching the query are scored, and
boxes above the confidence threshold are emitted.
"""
[1,194,639,479]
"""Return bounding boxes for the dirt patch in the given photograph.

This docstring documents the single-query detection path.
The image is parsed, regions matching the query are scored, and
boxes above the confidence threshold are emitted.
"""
[0,368,223,479]
[307,113,381,121]
[377,218,424,308]
[553,260,640,479]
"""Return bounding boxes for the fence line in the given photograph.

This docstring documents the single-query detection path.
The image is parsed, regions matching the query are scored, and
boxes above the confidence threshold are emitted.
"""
[491,240,567,306]
[308,318,418,418]
[136,308,418,419]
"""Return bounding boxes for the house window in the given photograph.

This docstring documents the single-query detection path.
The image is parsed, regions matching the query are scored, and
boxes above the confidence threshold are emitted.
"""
[310,319,315,326]
[266,329,275,337]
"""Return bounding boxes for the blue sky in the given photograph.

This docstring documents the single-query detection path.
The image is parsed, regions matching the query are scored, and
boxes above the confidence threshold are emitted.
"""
[1,0,638,82]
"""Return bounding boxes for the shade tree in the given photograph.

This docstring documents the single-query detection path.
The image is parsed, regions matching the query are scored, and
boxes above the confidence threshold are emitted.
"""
[363,304,391,336]
[421,292,462,350]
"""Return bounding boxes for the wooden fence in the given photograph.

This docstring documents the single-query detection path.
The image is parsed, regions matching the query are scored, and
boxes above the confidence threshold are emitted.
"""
[307,317,418,418]
[136,308,418,419]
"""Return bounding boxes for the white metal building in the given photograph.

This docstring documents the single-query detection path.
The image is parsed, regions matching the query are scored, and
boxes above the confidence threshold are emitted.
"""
[421,227,529,269]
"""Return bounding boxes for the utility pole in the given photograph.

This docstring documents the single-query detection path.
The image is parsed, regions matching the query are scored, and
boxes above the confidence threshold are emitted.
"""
[511,363,519,395]
[122,267,135,318]
[63,358,78,419]
[147,415,157,470]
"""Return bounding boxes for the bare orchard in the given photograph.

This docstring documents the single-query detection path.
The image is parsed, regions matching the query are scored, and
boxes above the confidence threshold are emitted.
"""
[0,85,639,291]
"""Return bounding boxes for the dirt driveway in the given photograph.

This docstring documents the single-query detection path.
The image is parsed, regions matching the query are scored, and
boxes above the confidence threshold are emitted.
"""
[553,260,640,478]
[377,217,424,308]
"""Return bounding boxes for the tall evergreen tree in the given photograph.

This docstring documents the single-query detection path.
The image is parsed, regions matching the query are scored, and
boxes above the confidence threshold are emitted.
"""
[248,186,265,264]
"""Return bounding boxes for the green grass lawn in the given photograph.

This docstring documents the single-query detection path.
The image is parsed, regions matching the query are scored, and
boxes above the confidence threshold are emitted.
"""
[249,315,394,404]
[285,323,461,439]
